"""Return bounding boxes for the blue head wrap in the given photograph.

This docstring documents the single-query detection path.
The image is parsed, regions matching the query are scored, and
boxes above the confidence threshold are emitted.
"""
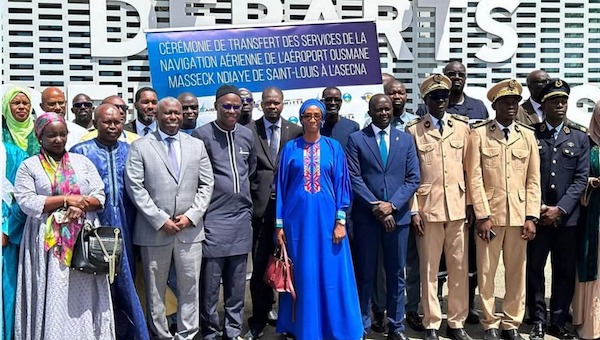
[299,99,326,120]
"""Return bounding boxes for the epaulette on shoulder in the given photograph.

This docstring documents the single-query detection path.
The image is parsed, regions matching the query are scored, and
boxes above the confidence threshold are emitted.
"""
[450,114,469,124]
[406,117,422,128]
[515,120,535,131]
[471,119,491,129]
[567,120,588,134]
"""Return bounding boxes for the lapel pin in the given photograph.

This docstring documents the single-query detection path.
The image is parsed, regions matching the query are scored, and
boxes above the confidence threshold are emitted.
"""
[424,121,431,128]
[563,126,570,134]
[540,124,546,132]
[567,141,574,147]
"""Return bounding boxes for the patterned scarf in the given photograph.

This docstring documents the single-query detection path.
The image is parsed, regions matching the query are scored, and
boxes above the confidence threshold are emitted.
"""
[36,113,82,266]
[2,87,34,151]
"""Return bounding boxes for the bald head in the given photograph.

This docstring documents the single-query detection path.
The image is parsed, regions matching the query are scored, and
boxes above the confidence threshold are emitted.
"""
[443,61,467,93]
[71,93,94,129]
[369,93,391,112]
[177,92,199,129]
[102,95,128,122]
[94,103,120,121]
[382,73,395,85]
[72,93,91,103]
[368,94,393,130]
[443,61,465,74]
[238,88,254,125]
[384,80,407,115]
[102,95,126,106]
[94,103,123,146]
[41,87,66,116]
[526,70,550,103]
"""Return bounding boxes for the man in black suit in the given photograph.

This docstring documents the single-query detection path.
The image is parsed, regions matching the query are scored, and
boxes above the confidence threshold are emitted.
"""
[245,86,302,340]
[527,79,589,340]
[515,70,550,126]
[123,87,159,135]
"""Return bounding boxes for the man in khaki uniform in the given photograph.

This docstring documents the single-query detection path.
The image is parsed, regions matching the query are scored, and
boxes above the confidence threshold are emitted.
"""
[466,79,541,340]
[407,74,472,340]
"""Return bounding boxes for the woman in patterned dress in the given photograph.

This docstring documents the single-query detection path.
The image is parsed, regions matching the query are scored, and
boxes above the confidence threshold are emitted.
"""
[274,99,363,340]
[13,112,115,339]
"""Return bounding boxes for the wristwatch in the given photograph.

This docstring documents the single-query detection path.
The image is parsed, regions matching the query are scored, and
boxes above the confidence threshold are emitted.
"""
[526,216,539,224]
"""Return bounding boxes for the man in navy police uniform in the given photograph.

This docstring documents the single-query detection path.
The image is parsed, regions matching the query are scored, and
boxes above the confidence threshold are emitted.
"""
[527,79,589,340]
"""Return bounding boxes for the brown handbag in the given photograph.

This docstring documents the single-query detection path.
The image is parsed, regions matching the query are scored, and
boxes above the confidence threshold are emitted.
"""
[264,243,296,300]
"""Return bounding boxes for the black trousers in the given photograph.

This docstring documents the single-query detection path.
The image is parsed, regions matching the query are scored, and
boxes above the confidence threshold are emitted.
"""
[526,225,577,327]
[248,207,276,332]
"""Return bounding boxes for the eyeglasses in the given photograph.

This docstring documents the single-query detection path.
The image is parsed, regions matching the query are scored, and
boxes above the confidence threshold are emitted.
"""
[73,101,93,108]
[218,103,241,111]
[182,105,199,111]
[428,91,450,101]
[241,97,254,104]
[302,114,322,121]
[445,71,466,78]
[322,97,342,103]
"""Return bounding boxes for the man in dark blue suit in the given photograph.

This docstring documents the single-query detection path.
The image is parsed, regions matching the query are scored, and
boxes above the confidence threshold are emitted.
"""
[347,94,420,340]
[527,79,589,340]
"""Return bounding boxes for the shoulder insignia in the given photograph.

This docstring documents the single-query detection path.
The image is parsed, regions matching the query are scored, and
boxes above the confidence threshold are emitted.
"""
[406,117,422,128]
[567,120,588,133]
[471,119,491,129]
[535,122,545,132]
[515,120,535,131]
[450,114,469,124]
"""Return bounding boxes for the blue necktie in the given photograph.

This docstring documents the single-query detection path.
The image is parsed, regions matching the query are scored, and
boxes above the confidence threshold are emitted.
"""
[379,130,388,166]
[166,137,180,179]
[143,126,151,136]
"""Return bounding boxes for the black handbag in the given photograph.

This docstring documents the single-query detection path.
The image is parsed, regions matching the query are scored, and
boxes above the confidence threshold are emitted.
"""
[71,221,123,283]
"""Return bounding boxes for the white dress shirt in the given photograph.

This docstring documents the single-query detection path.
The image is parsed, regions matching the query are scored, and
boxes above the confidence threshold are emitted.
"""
[371,124,391,158]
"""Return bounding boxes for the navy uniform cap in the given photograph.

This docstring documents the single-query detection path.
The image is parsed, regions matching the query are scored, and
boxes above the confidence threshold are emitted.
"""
[537,79,570,103]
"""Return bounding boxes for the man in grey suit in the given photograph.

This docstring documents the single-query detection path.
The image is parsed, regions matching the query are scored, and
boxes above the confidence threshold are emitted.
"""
[125,97,214,340]
[193,84,257,340]
[245,86,302,339]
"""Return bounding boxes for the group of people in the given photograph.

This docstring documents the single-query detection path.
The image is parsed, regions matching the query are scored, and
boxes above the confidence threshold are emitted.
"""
[1,61,600,340]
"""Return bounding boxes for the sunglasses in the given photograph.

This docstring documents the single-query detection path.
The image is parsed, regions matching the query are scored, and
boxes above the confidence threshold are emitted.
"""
[241,97,254,104]
[428,91,450,101]
[219,103,241,111]
[183,105,199,111]
[73,101,93,108]
[445,71,466,78]
[114,104,129,112]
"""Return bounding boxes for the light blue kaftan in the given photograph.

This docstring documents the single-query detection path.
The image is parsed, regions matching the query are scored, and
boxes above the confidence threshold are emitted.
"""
[1,142,27,340]
[275,136,363,340]
[70,139,148,340]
